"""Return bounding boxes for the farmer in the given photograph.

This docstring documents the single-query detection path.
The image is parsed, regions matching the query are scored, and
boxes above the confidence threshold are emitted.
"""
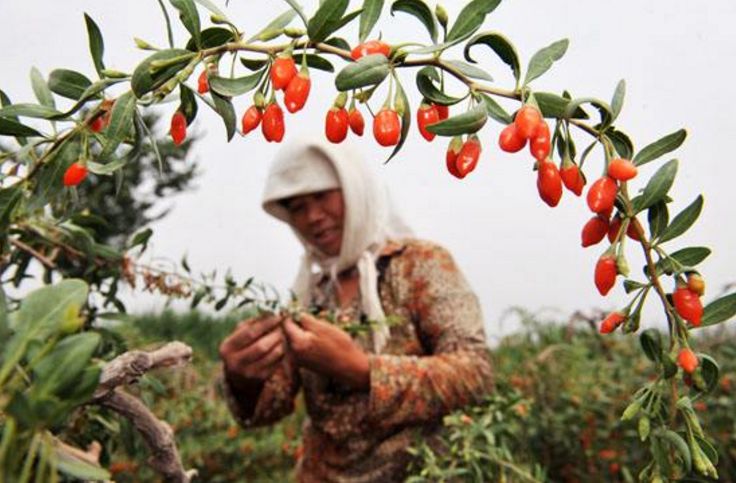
[219,138,494,482]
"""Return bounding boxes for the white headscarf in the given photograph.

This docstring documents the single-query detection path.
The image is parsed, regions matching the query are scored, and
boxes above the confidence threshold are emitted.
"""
[262,137,413,353]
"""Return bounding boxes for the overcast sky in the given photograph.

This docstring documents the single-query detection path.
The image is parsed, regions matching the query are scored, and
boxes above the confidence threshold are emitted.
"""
[2,0,735,342]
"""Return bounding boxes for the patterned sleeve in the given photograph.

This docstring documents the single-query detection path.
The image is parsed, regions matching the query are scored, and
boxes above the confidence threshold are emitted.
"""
[221,355,301,429]
[366,241,494,429]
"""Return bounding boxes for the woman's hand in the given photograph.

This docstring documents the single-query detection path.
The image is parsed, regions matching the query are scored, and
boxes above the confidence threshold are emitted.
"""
[219,313,286,384]
[283,313,370,391]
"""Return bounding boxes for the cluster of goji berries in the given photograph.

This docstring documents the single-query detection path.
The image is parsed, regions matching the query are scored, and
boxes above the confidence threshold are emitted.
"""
[62,99,116,187]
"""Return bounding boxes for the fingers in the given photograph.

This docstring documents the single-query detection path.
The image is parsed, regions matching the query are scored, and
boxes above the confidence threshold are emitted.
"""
[246,340,285,378]
[219,314,282,357]
[226,325,284,369]
[283,317,308,347]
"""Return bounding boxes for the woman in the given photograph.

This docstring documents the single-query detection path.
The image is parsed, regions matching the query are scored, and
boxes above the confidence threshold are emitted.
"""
[219,138,494,482]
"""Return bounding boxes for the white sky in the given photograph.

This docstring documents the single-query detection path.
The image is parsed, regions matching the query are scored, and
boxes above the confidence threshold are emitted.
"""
[2,0,735,343]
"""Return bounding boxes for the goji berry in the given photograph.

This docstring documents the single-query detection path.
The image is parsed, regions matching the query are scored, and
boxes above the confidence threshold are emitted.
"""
[536,161,563,207]
[529,121,551,161]
[560,163,585,196]
[595,254,618,296]
[170,110,187,146]
[89,115,105,133]
[445,136,463,179]
[198,69,209,94]
[514,105,543,139]
[673,286,703,326]
[607,158,637,181]
[498,123,526,153]
[325,107,349,143]
[284,69,311,113]
[271,55,297,91]
[599,311,626,334]
[687,273,705,296]
[63,162,88,186]
[241,105,262,135]
[262,102,285,142]
[435,104,449,121]
[581,215,609,247]
[677,348,699,374]
[350,40,391,60]
[454,136,481,179]
[416,102,440,141]
[586,176,618,214]
[373,108,401,147]
[348,107,364,136]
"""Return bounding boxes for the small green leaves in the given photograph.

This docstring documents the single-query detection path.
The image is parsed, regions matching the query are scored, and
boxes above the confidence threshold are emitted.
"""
[211,91,237,141]
[698,355,720,393]
[478,93,512,124]
[209,70,265,97]
[426,105,487,136]
[0,118,43,138]
[360,0,385,42]
[0,104,63,120]
[534,92,588,119]
[607,128,634,160]
[308,0,349,44]
[640,328,663,363]
[186,27,234,51]
[30,67,55,109]
[131,49,193,98]
[171,0,202,49]
[416,66,465,105]
[305,54,335,72]
[446,0,502,43]
[563,97,612,126]
[634,129,687,166]
[656,195,703,244]
[247,9,296,43]
[634,159,678,212]
[335,54,390,91]
[445,60,493,81]
[647,201,669,239]
[654,246,711,276]
[99,91,137,160]
[385,78,410,164]
[390,0,437,43]
[610,79,626,122]
[701,293,736,328]
[464,32,520,84]
[179,84,198,124]
[48,69,94,101]
[84,14,106,77]
[524,39,569,87]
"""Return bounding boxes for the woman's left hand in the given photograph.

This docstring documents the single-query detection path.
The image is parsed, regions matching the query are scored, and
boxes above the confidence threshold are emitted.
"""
[283,313,370,391]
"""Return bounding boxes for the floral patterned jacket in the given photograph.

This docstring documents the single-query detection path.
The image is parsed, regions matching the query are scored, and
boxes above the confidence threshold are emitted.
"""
[223,239,494,482]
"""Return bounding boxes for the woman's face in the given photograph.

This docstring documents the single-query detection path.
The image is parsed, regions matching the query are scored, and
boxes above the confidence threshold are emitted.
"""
[283,189,345,256]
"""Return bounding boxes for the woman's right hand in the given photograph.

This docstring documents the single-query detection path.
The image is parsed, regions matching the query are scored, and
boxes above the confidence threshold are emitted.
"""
[219,313,286,383]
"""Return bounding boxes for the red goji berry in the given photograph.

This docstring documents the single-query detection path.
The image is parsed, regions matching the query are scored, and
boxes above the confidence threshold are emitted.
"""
[599,311,626,334]
[560,163,585,196]
[284,69,311,113]
[498,123,526,153]
[677,348,699,374]
[197,70,209,94]
[63,162,88,186]
[416,102,440,141]
[536,161,563,207]
[581,215,610,247]
[373,108,401,147]
[325,107,349,144]
[595,254,618,296]
[170,110,187,146]
[586,176,618,214]
[446,136,463,179]
[348,107,364,136]
[435,104,449,121]
[241,105,262,135]
[687,273,705,296]
[454,136,481,179]
[514,105,543,140]
[261,102,285,142]
[271,55,298,91]
[529,121,551,161]
[607,158,638,181]
[673,286,703,326]
[350,40,391,60]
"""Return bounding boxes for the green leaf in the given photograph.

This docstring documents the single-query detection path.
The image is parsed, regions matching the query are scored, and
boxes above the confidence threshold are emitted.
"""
[99,91,137,160]
[0,285,8,342]
[308,0,350,44]
[415,66,465,105]
[478,93,512,124]
[623,279,646,294]
[86,158,127,176]
[324,36,351,52]
[209,70,265,97]
[131,49,193,98]
[48,69,93,101]
[33,333,101,397]
[0,104,63,120]
[240,57,269,71]
[56,443,111,480]
[179,84,198,124]
[633,129,687,167]
[247,9,296,43]
[657,430,691,474]
[30,67,56,109]
[390,0,437,43]
[607,128,634,160]
[534,92,588,119]
[523,39,569,86]
[29,137,80,210]
[447,0,502,43]
[647,201,669,240]
[563,97,611,125]
[335,54,390,91]
[0,186,23,229]
[193,0,226,18]
[0,117,43,138]
[639,329,662,363]
[51,78,122,120]
[426,105,487,136]
[656,195,703,244]
[211,91,237,141]
[186,27,234,51]
[171,0,201,49]
[702,293,736,327]
[0,89,28,145]
[305,54,335,72]
[385,78,410,164]
[84,14,106,76]
[654,246,711,276]
[694,435,719,465]
[698,354,719,393]
[360,0,385,42]
[446,60,493,81]
[130,228,153,251]
[610,79,625,122]
[464,32,520,84]
[635,159,678,212]
[284,0,309,27]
